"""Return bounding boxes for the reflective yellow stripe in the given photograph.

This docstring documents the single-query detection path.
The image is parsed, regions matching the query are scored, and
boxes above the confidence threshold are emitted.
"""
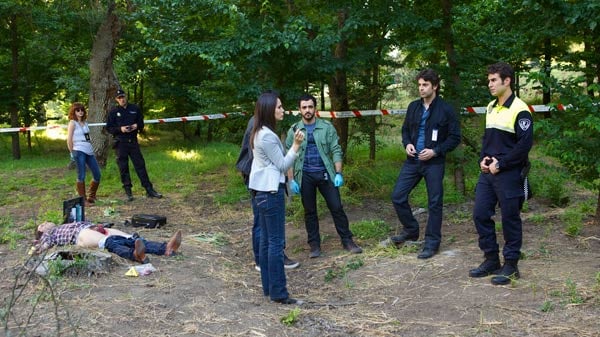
[486,98,530,134]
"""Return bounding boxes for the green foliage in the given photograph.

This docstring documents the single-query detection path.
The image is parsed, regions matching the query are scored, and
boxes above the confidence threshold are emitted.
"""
[550,278,586,306]
[350,220,391,241]
[539,300,554,313]
[46,255,90,281]
[562,208,583,237]
[324,256,364,283]
[280,307,301,326]
[536,77,600,194]
[0,216,25,249]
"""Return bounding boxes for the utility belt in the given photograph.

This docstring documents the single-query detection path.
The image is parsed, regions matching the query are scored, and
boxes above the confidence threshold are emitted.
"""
[115,137,138,144]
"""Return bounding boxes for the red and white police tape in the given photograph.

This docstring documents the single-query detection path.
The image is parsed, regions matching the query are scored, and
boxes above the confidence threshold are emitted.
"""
[0,104,567,134]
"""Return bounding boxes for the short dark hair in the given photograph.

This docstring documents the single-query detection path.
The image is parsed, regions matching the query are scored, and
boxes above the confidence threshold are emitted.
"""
[487,62,514,89]
[298,94,317,108]
[416,68,440,94]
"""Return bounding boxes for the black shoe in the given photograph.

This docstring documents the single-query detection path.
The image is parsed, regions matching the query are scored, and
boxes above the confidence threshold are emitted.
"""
[146,188,163,198]
[491,260,520,285]
[390,232,419,246]
[272,297,304,305]
[284,257,300,269]
[125,187,134,201]
[469,256,501,278]
[309,243,321,258]
[417,247,438,259]
[343,241,363,254]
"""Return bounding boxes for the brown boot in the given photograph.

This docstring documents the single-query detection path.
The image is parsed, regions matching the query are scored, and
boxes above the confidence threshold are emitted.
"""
[165,230,182,256]
[133,239,147,263]
[76,182,91,207]
[87,181,99,204]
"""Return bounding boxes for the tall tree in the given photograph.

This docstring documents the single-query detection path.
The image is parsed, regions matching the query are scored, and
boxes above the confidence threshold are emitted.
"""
[89,0,123,166]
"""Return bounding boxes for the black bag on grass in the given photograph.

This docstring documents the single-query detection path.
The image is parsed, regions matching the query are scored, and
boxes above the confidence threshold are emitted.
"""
[130,214,167,228]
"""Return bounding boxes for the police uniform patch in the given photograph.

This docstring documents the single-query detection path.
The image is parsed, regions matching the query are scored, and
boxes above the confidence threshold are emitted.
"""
[518,119,531,131]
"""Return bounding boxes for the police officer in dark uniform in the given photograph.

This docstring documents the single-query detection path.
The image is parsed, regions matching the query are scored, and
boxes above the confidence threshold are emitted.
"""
[106,89,162,201]
[469,62,533,285]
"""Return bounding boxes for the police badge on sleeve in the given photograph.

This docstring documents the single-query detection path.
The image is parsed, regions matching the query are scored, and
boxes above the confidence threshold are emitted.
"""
[518,119,531,131]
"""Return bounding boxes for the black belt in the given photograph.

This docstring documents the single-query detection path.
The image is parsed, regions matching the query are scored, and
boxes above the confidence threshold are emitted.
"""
[116,138,137,143]
[250,183,286,196]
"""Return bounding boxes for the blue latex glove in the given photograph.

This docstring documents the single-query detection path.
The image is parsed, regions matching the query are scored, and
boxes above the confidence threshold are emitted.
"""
[290,180,300,194]
[334,173,344,187]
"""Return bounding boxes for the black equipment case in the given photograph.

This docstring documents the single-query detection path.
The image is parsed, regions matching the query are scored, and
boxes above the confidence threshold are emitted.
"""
[131,214,167,228]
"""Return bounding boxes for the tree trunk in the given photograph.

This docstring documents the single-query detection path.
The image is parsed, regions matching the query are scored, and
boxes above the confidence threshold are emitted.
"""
[88,0,122,167]
[329,8,349,161]
[9,14,21,160]
[594,188,600,224]
[441,0,465,195]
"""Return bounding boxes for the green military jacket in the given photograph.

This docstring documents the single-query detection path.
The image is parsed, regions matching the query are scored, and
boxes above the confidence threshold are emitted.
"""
[285,118,343,188]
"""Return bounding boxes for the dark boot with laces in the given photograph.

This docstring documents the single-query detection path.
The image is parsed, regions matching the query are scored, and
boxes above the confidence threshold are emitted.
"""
[491,259,520,285]
[469,252,501,278]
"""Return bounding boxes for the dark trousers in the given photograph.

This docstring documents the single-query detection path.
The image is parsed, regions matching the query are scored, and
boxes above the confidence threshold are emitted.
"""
[300,170,353,246]
[473,169,524,260]
[115,140,152,189]
[391,160,445,249]
[104,236,166,261]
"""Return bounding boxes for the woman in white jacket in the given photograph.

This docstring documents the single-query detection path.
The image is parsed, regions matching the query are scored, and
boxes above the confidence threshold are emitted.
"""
[248,92,304,305]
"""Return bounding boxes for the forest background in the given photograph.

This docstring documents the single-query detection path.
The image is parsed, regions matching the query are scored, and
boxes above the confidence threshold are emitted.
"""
[1,1,600,336]
[1,0,599,215]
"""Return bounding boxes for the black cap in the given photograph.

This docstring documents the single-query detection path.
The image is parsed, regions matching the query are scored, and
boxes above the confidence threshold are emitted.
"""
[115,89,126,98]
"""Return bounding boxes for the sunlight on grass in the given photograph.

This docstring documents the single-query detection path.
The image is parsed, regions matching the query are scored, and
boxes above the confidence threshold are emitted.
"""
[168,149,203,161]
[44,124,67,140]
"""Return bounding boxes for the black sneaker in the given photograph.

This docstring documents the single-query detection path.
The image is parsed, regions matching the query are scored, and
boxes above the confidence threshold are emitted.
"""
[284,257,300,269]
[390,232,419,246]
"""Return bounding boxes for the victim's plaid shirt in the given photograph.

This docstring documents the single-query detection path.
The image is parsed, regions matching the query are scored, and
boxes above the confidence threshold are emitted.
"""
[39,221,94,251]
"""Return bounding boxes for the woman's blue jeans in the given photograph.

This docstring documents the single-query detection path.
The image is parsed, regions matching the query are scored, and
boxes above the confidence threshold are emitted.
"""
[73,150,101,183]
[256,186,288,301]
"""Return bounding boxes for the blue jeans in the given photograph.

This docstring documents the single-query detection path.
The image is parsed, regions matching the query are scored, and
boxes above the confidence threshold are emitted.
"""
[73,150,101,183]
[256,186,288,301]
[104,235,166,261]
[250,191,261,266]
[250,190,289,266]
[391,160,445,249]
[300,170,353,246]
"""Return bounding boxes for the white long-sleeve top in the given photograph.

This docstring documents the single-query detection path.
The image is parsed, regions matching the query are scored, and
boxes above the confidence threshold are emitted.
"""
[248,126,297,192]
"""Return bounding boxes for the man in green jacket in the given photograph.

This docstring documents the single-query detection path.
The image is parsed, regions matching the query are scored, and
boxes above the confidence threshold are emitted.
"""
[286,94,362,258]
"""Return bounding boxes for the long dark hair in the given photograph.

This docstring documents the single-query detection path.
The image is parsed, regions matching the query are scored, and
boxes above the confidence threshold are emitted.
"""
[250,92,279,149]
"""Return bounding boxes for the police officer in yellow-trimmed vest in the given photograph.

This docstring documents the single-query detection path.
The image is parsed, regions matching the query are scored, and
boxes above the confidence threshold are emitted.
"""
[469,62,533,286]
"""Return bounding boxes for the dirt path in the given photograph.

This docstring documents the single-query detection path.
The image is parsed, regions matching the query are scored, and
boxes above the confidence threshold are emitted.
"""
[1,190,599,337]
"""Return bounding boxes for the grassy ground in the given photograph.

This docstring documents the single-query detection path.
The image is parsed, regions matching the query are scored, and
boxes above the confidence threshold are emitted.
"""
[1,117,599,337]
